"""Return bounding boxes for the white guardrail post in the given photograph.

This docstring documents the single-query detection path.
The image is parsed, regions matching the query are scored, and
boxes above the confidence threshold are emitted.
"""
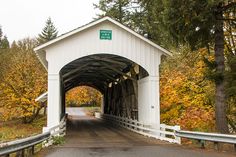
[160,124,166,138]
[174,125,181,144]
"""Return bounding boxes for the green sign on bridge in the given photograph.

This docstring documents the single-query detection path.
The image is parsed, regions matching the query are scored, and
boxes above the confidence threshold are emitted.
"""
[100,30,112,40]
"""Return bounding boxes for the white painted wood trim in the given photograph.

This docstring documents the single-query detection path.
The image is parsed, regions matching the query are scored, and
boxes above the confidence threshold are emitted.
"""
[34,17,172,56]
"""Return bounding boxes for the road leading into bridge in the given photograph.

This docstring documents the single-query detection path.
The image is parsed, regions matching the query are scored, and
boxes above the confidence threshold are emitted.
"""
[37,116,235,157]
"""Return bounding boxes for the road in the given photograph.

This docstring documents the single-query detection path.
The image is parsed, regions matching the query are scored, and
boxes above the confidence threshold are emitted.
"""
[66,107,86,116]
[37,116,235,157]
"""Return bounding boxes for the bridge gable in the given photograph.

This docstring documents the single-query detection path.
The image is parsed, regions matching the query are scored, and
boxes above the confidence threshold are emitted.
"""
[35,17,170,75]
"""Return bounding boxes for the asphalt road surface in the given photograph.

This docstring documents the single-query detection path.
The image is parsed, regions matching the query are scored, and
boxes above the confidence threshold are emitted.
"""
[66,107,86,116]
[37,116,235,157]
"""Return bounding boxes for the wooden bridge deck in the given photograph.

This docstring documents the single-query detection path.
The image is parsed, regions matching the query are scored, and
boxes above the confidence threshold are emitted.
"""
[61,116,165,148]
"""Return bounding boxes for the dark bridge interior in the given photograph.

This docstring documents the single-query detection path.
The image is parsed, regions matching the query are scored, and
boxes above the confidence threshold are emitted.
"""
[59,54,149,120]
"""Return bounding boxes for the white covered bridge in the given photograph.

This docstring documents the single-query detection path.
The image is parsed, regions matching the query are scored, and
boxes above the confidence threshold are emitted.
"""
[1,17,235,157]
[34,17,171,137]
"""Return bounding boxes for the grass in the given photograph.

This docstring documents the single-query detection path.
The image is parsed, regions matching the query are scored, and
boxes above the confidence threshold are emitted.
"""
[0,116,46,143]
[52,136,65,145]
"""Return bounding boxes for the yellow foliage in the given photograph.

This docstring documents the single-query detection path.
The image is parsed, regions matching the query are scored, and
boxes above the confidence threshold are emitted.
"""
[160,47,215,131]
[66,86,102,107]
[0,39,47,123]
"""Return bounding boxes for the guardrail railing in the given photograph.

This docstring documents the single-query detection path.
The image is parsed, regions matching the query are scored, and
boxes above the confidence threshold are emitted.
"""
[102,114,181,144]
[0,116,66,157]
[0,132,50,157]
[102,114,236,151]
[175,130,236,151]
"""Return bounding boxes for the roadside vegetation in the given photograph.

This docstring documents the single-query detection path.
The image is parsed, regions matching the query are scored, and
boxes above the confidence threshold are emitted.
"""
[0,116,46,143]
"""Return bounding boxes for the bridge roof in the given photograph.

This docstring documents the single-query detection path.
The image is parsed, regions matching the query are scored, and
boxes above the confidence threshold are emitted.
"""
[34,16,171,70]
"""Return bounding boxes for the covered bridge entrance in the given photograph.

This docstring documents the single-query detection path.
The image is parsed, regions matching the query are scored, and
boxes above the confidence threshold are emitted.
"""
[34,17,171,134]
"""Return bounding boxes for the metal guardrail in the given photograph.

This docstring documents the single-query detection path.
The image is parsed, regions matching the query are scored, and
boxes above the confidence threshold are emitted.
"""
[0,116,66,156]
[102,114,236,151]
[102,114,181,144]
[0,132,50,156]
[175,130,236,151]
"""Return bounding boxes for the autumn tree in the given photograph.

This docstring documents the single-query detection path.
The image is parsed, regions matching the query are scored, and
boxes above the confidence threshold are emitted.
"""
[162,1,236,133]
[160,47,216,131]
[66,86,102,107]
[0,38,47,123]
[37,17,58,44]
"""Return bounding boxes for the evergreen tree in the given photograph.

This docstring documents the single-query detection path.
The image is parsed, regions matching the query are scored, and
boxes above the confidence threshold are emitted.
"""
[0,36,10,49]
[132,0,172,47]
[94,0,171,47]
[37,17,58,44]
[0,26,10,49]
[163,1,236,133]
[224,7,236,131]
[94,0,135,25]
[0,26,2,41]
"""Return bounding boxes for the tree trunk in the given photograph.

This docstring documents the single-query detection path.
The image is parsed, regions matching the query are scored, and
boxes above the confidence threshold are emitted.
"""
[214,4,229,133]
[118,0,123,23]
[22,107,41,124]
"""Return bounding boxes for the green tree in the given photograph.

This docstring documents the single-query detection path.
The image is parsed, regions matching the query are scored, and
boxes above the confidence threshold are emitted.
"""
[131,0,171,47]
[0,36,10,49]
[37,17,58,44]
[224,6,236,131]
[0,26,10,49]
[95,0,172,47]
[0,26,10,78]
[0,26,2,41]
[94,0,136,25]
[163,1,236,133]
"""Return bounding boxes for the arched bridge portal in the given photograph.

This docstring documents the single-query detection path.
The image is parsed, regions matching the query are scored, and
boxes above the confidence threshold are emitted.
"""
[60,54,149,120]
[34,17,171,133]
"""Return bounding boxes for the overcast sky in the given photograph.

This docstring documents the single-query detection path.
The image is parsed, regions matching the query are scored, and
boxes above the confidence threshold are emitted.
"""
[0,0,100,42]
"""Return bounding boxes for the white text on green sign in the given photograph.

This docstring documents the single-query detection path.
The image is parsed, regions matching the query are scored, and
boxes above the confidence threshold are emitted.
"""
[100,30,112,40]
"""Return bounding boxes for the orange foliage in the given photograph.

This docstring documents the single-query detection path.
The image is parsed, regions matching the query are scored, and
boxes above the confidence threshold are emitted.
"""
[0,39,47,123]
[66,86,102,107]
[160,47,215,131]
